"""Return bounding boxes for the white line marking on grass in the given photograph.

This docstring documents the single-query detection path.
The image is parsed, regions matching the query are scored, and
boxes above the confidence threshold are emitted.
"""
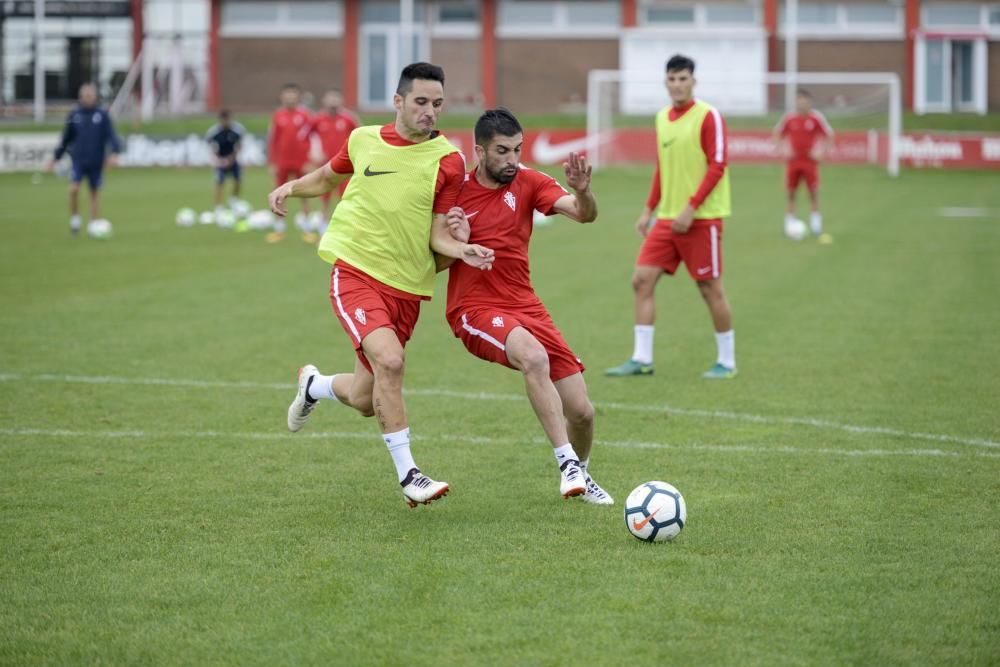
[936,207,996,219]
[1,372,997,451]
[2,427,998,460]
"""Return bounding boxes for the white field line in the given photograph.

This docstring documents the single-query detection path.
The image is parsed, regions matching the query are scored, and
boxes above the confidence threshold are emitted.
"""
[2,427,998,460]
[0,371,997,451]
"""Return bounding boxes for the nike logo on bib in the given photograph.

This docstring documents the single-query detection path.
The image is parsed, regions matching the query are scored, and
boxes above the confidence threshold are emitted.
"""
[363,166,398,177]
[661,138,676,149]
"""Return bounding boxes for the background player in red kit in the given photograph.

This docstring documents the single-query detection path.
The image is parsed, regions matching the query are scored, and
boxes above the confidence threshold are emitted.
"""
[309,89,360,233]
[774,89,833,239]
[445,108,613,505]
[267,83,314,243]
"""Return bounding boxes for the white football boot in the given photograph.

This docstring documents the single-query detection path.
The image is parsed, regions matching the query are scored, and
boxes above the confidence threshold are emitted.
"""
[400,468,449,508]
[287,364,319,432]
[559,460,586,498]
[581,475,614,505]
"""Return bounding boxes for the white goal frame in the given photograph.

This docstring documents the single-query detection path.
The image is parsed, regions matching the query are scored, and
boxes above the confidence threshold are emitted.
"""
[586,70,902,177]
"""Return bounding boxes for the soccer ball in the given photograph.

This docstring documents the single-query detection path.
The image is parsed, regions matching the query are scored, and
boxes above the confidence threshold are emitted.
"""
[624,481,687,542]
[215,209,236,229]
[87,218,113,240]
[198,211,216,225]
[247,209,275,231]
[175,207,196,227]
[230,199,252,219]
[784,217,808,241]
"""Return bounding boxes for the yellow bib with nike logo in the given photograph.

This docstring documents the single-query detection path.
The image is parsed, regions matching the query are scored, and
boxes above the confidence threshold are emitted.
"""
[318,125,458,297]
[655,101,731,220]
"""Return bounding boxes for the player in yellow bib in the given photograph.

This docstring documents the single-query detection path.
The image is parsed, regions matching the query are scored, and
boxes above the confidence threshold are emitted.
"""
[267,63,495,508]
[606,54,737,380]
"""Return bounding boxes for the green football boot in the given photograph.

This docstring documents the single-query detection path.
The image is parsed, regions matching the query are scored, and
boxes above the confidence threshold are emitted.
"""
[604,359,654,377]
[702,362,738,379]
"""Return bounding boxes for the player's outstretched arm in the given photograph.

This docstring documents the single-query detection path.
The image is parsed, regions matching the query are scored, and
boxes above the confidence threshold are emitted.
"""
[430,214,494,271]
[552,152,597,223]
[434,207,471,272]
[268,163,346,216]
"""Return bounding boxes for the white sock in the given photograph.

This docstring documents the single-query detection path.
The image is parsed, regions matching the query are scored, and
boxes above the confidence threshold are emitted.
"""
[580,457,590,478]
[553,443,579,468]
[810,211,822,234]
[383,428,417,483]
[715,329,735,369]
[306,374,337,401]
[273,218,286,234]
[70,215,81,230]
[633,325,654,365]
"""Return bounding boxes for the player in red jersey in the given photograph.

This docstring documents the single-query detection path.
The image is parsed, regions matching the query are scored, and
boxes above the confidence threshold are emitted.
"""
[271,63,494,508]
[774,89,833,239]
[309,89,360,233]
[444,108,613,505]
[267,83,314,243]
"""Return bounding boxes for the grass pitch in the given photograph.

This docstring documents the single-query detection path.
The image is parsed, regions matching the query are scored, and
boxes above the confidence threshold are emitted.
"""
[1,164,998,665]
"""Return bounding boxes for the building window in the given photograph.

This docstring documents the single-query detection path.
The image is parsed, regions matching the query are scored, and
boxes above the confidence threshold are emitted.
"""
[640,2,759,28]
[778,2,903,38]
[923,3,983,27]
[221,0,344,36]
[498,1,620,37]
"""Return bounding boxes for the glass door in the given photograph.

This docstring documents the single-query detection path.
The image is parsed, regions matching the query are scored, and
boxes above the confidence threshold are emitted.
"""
[359,25,428,110]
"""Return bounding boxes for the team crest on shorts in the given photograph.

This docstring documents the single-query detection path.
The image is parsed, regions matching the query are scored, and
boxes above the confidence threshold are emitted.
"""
[503,191,516,211]
[492,316,504,328]
[354,308,367,325]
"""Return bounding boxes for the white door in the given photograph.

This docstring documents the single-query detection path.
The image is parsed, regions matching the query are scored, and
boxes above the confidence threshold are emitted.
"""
[359,25,429,110]
[915,35,988,115]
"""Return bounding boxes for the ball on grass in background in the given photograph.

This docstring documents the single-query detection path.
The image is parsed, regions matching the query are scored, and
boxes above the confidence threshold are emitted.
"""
[87,218,113,240]
[198,211,216,225]
[175,208,196,227]
[216,209,236,229]
[784,218,808,241]
[624,481,686,542]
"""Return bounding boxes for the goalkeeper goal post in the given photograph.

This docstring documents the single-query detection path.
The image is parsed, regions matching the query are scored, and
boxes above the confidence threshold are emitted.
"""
[586,70,901,177]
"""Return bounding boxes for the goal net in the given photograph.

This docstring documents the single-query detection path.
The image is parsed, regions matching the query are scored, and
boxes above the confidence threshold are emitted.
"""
[586,70,901,176]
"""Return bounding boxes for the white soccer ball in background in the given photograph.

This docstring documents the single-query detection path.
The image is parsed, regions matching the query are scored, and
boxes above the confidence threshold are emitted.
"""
[87,218,113,240]
[198,211,215,225]
[216,209,237,229]
[175,207,196,227]
[784,217,808,241]
[247,209,275,231]
[230,199,252,219]
[624,481,687,542]
[532,208,553,227]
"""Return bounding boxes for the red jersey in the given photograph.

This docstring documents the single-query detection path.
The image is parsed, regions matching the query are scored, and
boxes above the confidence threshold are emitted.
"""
[328,123,466,214]
[446,165,568,321]
[268,106,312,169]
[776,111,833,161]
[645,99,728,212]
[311,109,360,160]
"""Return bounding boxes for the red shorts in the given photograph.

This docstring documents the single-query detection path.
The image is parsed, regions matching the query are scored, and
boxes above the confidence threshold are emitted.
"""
[449,303,585,382]
[637,218,723,281]
[328,262,423,374]
[786,160,819,192]
[274,166,305,187]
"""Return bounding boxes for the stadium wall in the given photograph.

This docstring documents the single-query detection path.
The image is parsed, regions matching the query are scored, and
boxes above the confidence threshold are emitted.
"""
[496,40,618,113]
[218,37,346,111]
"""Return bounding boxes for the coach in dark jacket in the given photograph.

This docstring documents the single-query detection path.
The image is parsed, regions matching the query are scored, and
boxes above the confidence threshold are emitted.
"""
[50,83,122,236]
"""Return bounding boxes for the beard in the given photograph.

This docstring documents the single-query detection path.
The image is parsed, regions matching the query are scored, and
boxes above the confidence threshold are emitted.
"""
[487,164,517,184]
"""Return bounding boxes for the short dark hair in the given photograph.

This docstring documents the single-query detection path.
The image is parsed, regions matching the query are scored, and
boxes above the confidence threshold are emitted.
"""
[666,54,695,74]
[396,62,445,96]
[475,108,523,147]
[797,88,813,99]
[281,83,301,92]
[219,109,231,120]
